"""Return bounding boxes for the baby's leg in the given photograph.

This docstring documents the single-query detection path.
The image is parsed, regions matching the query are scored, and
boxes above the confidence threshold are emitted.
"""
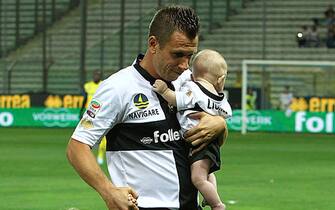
[208,173,217,190]
[201,173,218,206]
[191,159,225,210]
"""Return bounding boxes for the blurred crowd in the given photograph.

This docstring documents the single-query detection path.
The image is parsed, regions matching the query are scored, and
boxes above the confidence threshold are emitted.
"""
[297,4,335,48]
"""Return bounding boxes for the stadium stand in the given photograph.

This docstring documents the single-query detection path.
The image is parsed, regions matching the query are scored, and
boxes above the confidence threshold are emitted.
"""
[200,0,335,108]
[1,0,163,94]
[1,0,242,94]
[0,0,72,57]
[0,0,77,93]
[0,0,334,103]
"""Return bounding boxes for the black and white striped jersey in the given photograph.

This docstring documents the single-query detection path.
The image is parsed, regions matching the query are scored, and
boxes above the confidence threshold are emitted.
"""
[72,55,199,209]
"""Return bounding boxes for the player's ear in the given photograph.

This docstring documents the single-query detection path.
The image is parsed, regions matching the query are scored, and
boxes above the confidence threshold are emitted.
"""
[148,36,159,54]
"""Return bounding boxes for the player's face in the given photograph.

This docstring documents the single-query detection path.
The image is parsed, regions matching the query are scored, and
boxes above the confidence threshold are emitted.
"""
[93,71,101,83]
[153,31,198,81]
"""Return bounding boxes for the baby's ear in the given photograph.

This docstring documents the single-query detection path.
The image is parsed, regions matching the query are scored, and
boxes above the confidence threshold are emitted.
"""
[217,75,225,83]
[218,75,226,85]
[215,75,226,92]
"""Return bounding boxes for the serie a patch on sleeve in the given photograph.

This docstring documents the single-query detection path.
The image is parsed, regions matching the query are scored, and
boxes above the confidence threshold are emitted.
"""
[86,100,102,118]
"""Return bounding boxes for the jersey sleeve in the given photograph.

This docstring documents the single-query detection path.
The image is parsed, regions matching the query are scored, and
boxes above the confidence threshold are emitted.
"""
[72,80,123,147]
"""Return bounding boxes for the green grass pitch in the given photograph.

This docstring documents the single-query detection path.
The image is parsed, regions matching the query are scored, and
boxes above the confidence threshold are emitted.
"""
[0,128,334,210]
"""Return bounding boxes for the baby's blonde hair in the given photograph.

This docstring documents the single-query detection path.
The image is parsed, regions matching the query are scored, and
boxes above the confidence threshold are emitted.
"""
[191,49,227,86]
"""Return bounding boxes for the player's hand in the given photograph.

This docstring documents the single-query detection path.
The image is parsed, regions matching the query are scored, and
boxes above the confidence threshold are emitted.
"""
[184,112,227,155]
[102,187,139,210]
[152,79,168,94]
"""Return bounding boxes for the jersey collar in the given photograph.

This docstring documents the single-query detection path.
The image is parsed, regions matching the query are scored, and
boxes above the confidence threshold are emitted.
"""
[133,54,173,90]
[194,81,224,101]
[133,54,156,85]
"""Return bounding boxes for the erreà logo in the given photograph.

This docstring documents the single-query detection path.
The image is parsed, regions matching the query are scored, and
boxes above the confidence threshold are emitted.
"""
[133,93,149,109]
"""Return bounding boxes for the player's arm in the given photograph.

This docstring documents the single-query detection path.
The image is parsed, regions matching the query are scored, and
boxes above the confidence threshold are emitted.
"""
[152,79,177,106]
[184,112,228,154]
[217,124,228,146]
[66,139,139,210]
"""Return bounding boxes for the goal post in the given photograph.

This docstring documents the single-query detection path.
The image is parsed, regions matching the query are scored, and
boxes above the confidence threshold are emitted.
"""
[241,60,335,134]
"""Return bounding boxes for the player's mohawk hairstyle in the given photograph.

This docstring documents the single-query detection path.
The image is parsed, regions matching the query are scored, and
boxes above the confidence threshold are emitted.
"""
[149,5,200,47]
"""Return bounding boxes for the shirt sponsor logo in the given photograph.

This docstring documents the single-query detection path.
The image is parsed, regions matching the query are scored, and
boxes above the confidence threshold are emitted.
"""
[207,99,228,114]
[128,108,159,119]
[140,129,181,145]
[153,129,181,143]
[87,99,102,118]
[133,93,149,109]
[140,137,153,144]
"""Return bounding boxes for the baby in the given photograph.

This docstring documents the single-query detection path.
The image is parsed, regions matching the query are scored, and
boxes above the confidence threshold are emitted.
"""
[153,49,232,210]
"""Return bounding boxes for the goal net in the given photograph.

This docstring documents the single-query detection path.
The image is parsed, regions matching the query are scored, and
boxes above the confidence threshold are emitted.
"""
[239,60,335,134]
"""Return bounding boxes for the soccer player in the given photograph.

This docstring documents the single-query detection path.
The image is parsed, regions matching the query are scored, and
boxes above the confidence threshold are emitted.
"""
[67,6,228,209]
[153,49,231,210]
[279,85,293,117]
[81,70,106,165]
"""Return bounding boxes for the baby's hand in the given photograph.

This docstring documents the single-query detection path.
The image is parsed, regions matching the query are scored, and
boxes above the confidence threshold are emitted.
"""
[152,79,168,94]
[128,194,138,208]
